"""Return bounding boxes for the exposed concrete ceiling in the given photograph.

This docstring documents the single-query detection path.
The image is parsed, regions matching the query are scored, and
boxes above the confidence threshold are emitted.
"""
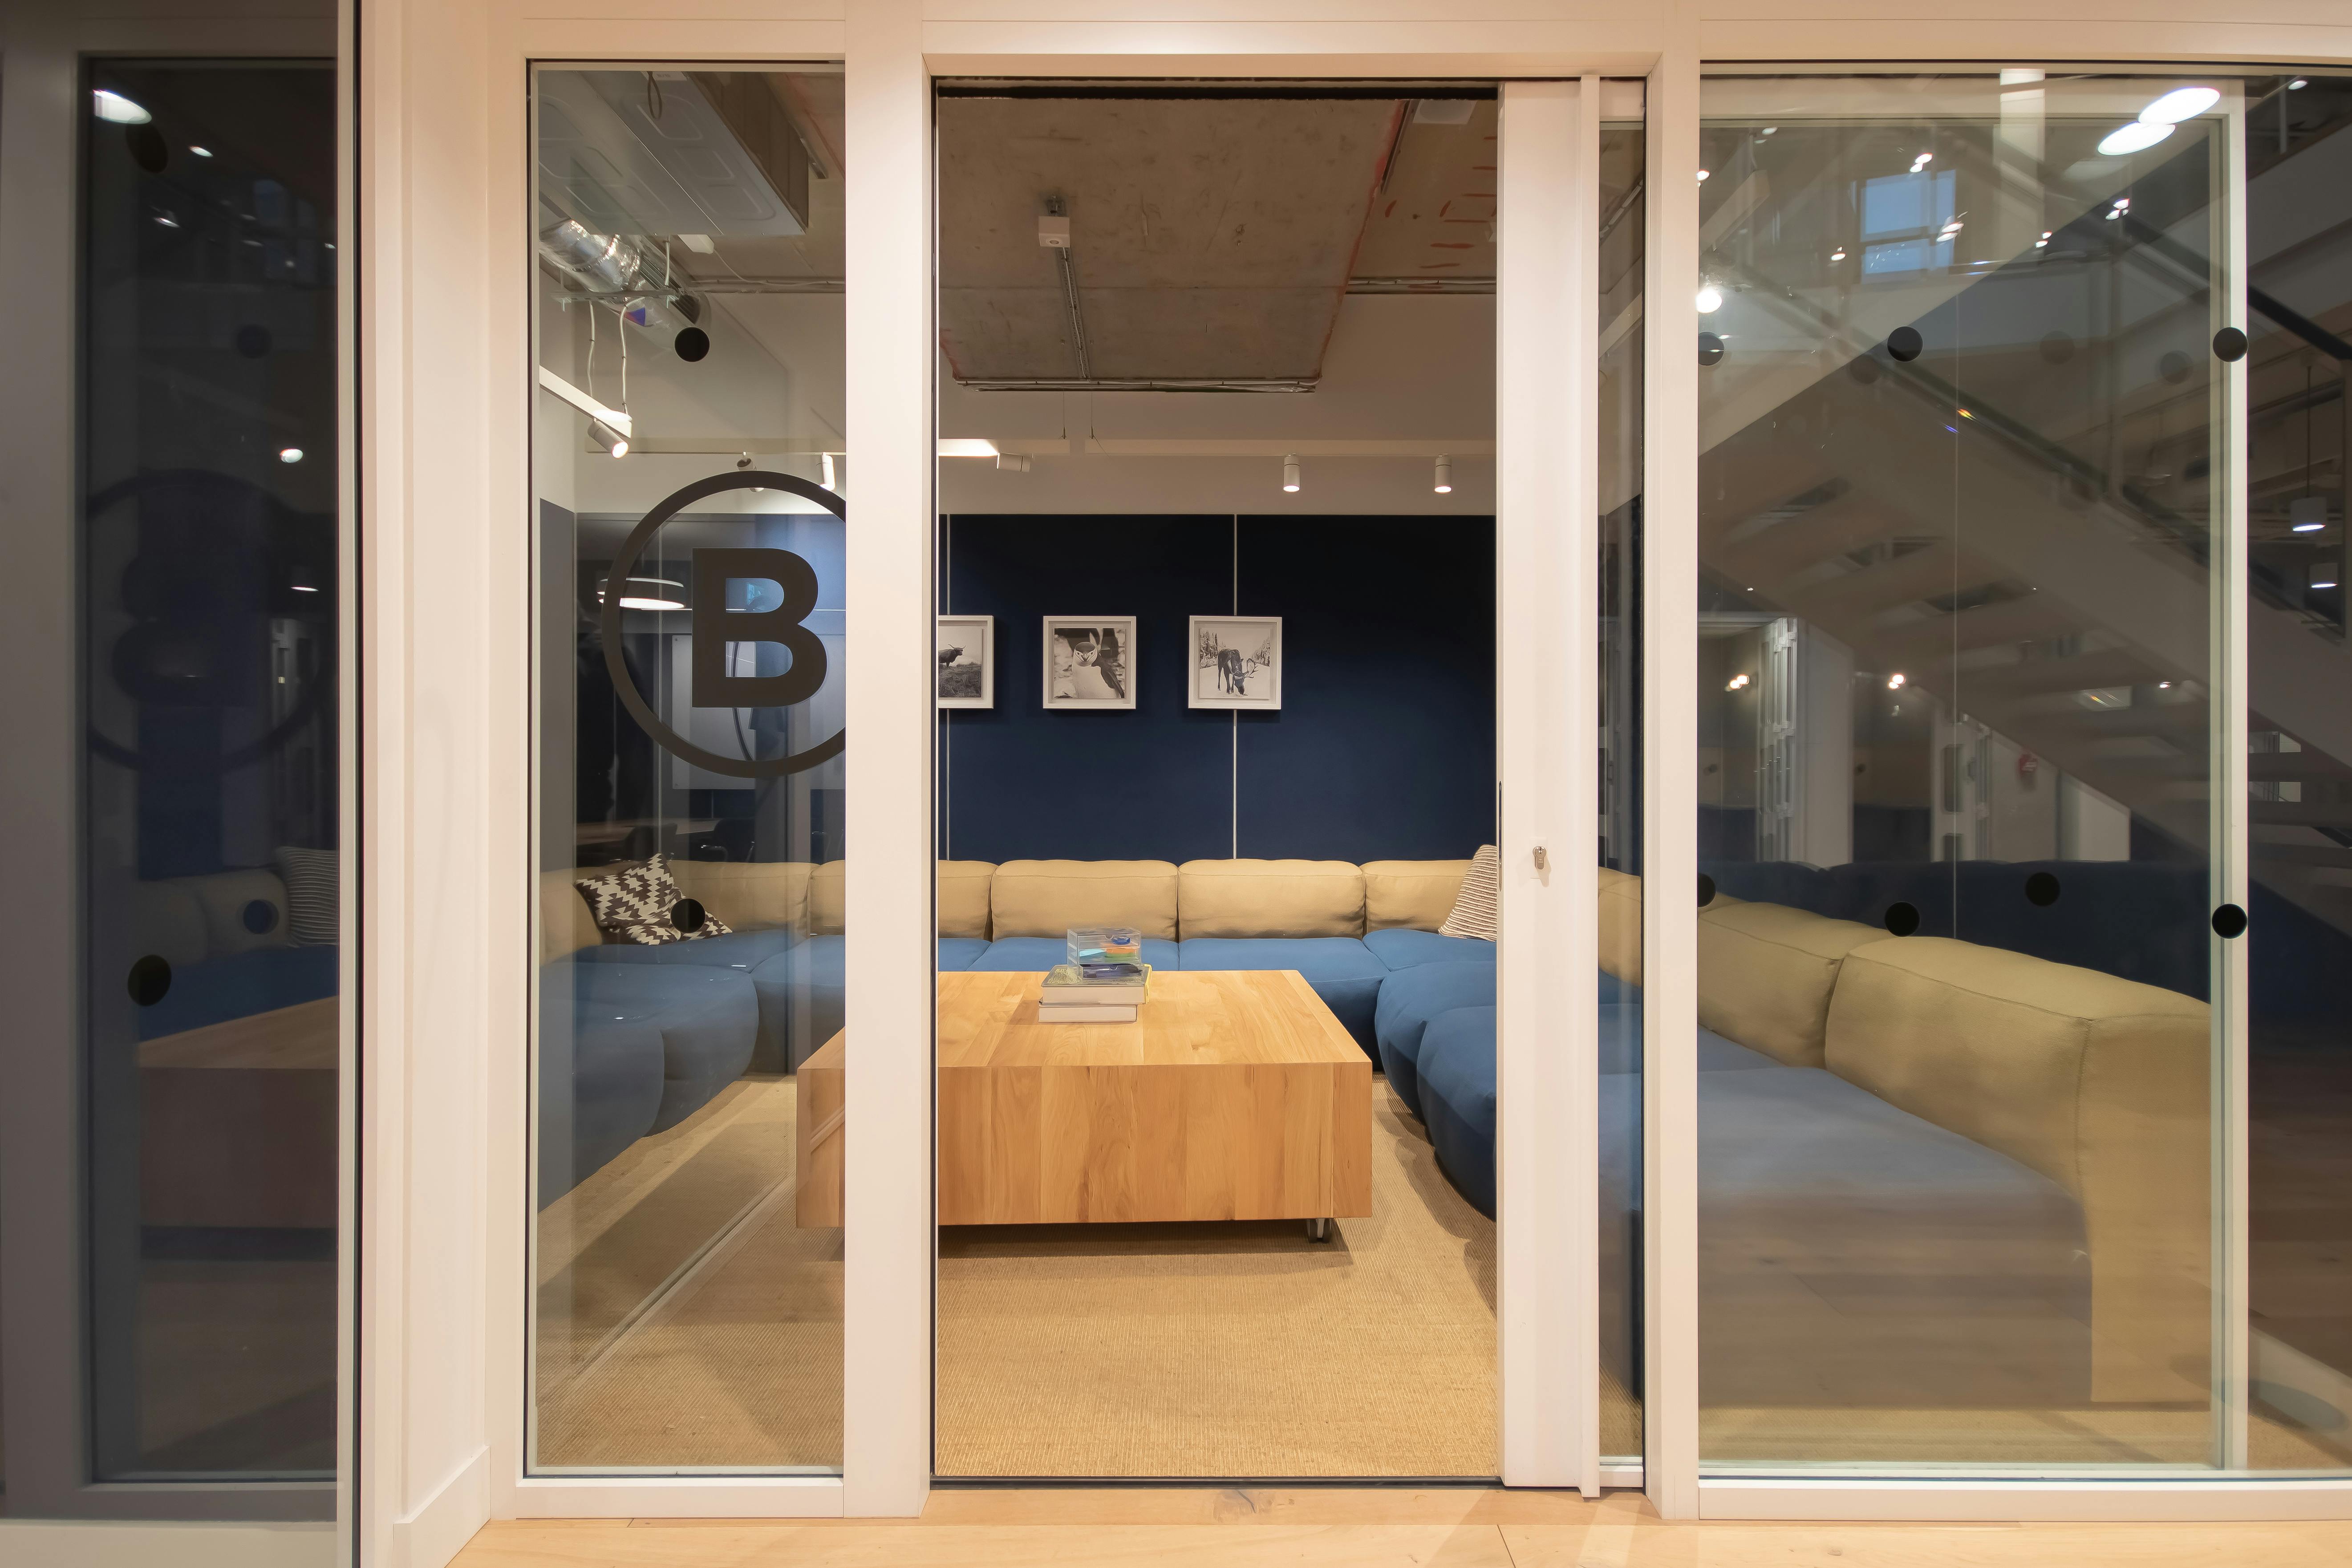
[935,94,1496,387]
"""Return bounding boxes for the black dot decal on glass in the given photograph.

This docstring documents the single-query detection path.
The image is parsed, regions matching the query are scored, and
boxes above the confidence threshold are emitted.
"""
[1698,874,1716,908]
[1847,354,1882,385]
[242,898,280,934]
[672,897,707,933]
[2212,903,2248,938]
[1698,332,1725,367]
[1884,901,1920,936]
[1887,327,1923,363]
[127,124,169,174]
[235,324,273,359]
[127,955,172,1007]
[2212,327,2248,363]
[2159,349,2193,385]
[674,326,710,363]
[2025,872,2061,908]
[2039,330,2076,365]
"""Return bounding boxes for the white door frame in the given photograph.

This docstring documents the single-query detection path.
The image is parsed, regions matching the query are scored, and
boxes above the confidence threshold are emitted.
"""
[364,3,2352,1558]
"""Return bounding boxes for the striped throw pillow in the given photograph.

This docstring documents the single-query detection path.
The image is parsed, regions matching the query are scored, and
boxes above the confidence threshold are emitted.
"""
[273,846,340,946]
[1439,844,1500,941]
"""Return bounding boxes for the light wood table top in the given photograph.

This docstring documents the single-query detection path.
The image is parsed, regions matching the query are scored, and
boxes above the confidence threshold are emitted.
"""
[797,969,1372,1228]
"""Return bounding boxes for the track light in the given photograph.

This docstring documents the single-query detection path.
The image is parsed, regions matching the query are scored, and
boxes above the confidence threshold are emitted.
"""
[1887,672,1907,690]
[1434,455,1452,494]
[589,418,629,458]
[2140,86,2219,126]
[1281,454,1301,494]
[2291,497,2328,532]
[2313,564,2340,591]
[821,452,837,490]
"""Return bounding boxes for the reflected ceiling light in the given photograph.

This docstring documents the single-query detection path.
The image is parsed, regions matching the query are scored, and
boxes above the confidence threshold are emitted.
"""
[190,145,213,158]
[1725,673,1751,692]
[153,213,178,229]
[2291,498,2329,532]
[2098,121,2175,156]
[278,446,303,463]
[2036,230,2053,247]
[93,89,150,124]
[1696,169,1710,182]
[936,438,1000,458]
[821,451,837,490]
[2313,563,2340,591]
[1761,126,1778,136]
[1696,284,1724,313]
[1887,672,1907,690]
[589,418,629,458]
[2140,86,2220,125]
[2289,78,2309,90]
[1910,151,1933,172]
[290,564,320,594]
[1434,455,1453,494]
[602,576,687,612]
[1830,247,1847,261]
[1281,454,1301,493]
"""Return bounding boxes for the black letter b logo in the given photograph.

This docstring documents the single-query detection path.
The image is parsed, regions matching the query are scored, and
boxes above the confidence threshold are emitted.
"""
[690,548,827,709]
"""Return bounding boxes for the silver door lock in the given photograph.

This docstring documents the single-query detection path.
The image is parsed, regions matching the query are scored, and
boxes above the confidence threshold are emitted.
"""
[1532,846,1549,871]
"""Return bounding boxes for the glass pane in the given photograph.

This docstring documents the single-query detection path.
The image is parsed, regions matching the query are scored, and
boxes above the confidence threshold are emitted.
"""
[2244,70,2352,1471]
[530,65,847,1473]
[1695,72,2229,1467]
[1598,101,1646,1464]
[82,57,342,1488]
[932,81,1500,1479]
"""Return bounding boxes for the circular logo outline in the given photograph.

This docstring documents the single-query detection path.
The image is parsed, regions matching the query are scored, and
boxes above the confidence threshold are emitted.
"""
[600,470,847,779]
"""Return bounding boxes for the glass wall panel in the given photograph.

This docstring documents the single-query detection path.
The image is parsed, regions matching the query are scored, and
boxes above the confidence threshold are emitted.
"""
[1694,72,2232,1467]
[529,64,847,1472]
[81,56,344,1491]
[2243,70,2352,1471]
[1598,100,1646,1464]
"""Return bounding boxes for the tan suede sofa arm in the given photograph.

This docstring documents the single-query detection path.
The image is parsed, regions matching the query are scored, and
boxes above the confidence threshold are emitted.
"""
[1824,936,2211,1403]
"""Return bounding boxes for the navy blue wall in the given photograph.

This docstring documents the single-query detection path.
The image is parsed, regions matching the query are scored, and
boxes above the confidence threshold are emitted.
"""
[940,515,1495,864]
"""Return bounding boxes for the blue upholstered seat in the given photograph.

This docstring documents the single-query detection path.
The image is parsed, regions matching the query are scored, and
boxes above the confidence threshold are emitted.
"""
[1415,1006,1499,1216]
[1176,936,1389,1056]
[568,926,802,971]
[1363,927,1494,971]
[1373,961,1497,1116]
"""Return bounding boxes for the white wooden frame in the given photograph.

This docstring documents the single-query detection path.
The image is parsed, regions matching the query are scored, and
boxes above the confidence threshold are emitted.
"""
[937,615,996,708]
[350,4,2352,1561]
[1185,616,1282,711]
[1041,616,1140,710]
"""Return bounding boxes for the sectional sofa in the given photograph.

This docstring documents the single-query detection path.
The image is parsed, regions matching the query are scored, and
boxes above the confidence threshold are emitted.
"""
[543,852,2210,1407]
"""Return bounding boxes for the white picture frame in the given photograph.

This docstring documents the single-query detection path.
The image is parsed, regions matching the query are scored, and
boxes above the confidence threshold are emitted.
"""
[936,614,994,708]
[1188,615,1282,710]
[1042,616,1137,710]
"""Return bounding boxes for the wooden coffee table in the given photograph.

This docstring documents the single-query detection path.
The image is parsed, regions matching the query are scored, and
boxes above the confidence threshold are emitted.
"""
[795,969,1371,1229]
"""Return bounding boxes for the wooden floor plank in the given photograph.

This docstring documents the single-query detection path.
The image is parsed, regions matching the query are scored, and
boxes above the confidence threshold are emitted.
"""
[456,1521,1514,1567]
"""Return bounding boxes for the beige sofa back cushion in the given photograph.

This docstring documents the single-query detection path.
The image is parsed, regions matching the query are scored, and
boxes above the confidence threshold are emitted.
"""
[542,869,604,961]
[1695,900,1884,1066]
[1178,859,1364,938]
[1598,867,1643,985]
[670,859,814,934]
[1362,859,1470,932]
[1825,936,2210,1402]
[808,860,846,935]
[937,861,997,939]
[991,859,1179,940]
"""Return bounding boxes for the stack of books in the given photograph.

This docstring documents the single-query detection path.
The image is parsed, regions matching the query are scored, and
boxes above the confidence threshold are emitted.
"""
[1037,961,1149,1024]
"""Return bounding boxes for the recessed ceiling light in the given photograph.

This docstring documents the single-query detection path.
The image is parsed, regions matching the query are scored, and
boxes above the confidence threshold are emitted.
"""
[2140,86,2220,125]
[2099,121,2175,156]
[278,447,304,464]
[93,89,150,125]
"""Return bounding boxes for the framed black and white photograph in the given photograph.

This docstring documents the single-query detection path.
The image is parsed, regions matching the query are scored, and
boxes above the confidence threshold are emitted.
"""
[936,615,994,708]
[1189,616,1281,710]
[1042,616,1136,710]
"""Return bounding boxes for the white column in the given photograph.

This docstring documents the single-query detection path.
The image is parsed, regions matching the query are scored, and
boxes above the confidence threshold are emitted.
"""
[1495,76,1600,1496]
[842,0,935,1519]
